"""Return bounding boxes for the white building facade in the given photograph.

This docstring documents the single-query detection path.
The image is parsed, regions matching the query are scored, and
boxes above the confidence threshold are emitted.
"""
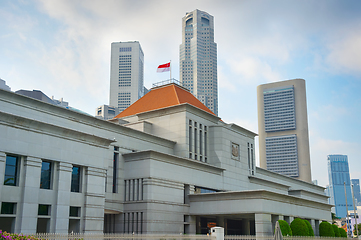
[0,85,330,235]
[109,41,145,112]
[180,9,218,115]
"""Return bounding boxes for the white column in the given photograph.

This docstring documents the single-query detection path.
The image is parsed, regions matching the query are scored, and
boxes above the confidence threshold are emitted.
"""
[0,152,6,197]
[255,213,272,236]
[315,220,320,236]
[53,162,72,233]
[83,166,106,233]
[17,157,42,233]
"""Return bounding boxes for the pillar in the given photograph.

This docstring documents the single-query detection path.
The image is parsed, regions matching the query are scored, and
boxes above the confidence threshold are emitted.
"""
[17,157,42,233]
[53,162,72,233]
[83,166,106,233]
[0,152,6,198]
[315,220,320,236]
[255,213,272,236]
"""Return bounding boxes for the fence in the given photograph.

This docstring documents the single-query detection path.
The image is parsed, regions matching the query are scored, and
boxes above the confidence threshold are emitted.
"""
[33,233,216,240]
[225,236,353,240]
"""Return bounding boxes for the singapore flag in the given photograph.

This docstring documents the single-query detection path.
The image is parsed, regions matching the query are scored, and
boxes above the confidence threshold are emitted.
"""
[157,62,170,72]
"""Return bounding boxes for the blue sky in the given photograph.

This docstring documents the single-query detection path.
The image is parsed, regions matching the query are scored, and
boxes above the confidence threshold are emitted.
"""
[1,0,361,187]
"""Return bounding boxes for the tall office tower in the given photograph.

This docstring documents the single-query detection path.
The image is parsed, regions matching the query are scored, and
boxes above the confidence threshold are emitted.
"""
[109,41,144,112]
[179,9,218,115]
[257,79,312,182]
[328,154,354,218]
[351,179,361,206]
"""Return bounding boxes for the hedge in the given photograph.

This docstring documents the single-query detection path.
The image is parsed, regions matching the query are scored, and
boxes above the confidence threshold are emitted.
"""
[339,227,347,238]
[303,219,314,236]
[290,218,309,236]
[278,220,292,236]
[332,224,340,237]
[319,221,335,237]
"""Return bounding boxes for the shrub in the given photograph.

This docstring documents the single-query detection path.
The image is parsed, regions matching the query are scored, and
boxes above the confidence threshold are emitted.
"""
[0,230,40,240]
[303,219,314,236]
[319,221,335,237]
[278,220,292,236]
[332,224,340,237]
[339,227,347,238]
[290,218,309,236]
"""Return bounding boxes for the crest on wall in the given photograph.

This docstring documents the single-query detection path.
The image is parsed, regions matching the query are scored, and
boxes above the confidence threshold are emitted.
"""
[231,143,239,159]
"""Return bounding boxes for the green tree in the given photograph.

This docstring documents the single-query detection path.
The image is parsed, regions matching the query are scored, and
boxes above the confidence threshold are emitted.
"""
[290,218,309,236]
[319,221,335,237]
[278,220,292,236]
[303,219,314,236]
[332,224,340,237]
[339,227,347,237]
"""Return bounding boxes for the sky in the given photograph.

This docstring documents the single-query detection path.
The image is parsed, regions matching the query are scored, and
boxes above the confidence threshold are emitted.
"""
[1,0,361,187]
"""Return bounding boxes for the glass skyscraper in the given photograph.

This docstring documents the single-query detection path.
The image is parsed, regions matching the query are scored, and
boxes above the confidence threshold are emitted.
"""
[328,154,354,218]
[179,9,218,115]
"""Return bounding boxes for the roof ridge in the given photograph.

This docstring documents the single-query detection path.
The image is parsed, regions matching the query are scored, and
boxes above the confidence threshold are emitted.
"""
[173,85,181,104]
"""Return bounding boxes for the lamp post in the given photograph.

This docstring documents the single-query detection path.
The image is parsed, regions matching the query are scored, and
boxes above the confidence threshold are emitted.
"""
[352,184,359,237]
[345,182,351,237]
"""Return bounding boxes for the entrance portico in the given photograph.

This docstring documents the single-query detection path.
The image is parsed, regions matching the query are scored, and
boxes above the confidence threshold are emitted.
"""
[189,190,331,235]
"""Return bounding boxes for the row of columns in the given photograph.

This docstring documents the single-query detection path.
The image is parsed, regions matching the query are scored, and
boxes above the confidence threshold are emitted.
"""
[0,152,106,233]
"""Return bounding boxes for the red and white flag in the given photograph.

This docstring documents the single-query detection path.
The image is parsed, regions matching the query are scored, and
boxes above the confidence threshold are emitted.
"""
[157,62,170,72]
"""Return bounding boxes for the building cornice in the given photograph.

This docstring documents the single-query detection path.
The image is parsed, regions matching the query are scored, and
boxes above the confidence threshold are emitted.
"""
[255,167,325,191]
[123,150,225,175]
[0,89,176,149]
[0,110,115,148]
[189,189,333,211]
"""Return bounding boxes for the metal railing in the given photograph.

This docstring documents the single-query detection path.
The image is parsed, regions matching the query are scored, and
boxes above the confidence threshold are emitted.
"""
[152,79,182,88]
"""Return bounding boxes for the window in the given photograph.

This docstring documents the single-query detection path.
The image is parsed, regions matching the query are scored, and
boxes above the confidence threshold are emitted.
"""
[69,206,80,217]
[189,120,192,157]
[113,147,119,193]
[38,204,50,216]
[40,161,52,189]
[4,155,19,186]
[71,166,81,192]
[1,202,16,214]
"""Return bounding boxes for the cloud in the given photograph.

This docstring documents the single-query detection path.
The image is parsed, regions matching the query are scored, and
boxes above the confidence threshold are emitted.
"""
[310,104,349,122]
[227,57,282,85]
[309,131,361,187]
[326,28,361,75]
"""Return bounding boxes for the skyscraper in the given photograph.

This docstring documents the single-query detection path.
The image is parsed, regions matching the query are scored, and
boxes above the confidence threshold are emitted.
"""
[257,79,312,182]
[179,9,218,115]
[328,154,354,218]
[109,41,145,112]
[351,179,361,206]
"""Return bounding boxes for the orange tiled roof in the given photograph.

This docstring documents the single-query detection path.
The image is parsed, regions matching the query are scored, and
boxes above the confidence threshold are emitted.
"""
[114,84,216,119]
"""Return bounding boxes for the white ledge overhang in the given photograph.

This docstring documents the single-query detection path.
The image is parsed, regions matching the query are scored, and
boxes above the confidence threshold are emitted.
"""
[122,150,225,175]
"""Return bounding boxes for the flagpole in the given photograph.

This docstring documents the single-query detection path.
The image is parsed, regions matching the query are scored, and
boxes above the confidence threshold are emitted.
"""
[170,60,172,80]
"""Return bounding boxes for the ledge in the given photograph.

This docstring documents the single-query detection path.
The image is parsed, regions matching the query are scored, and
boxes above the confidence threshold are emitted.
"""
[123,150,225,175]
